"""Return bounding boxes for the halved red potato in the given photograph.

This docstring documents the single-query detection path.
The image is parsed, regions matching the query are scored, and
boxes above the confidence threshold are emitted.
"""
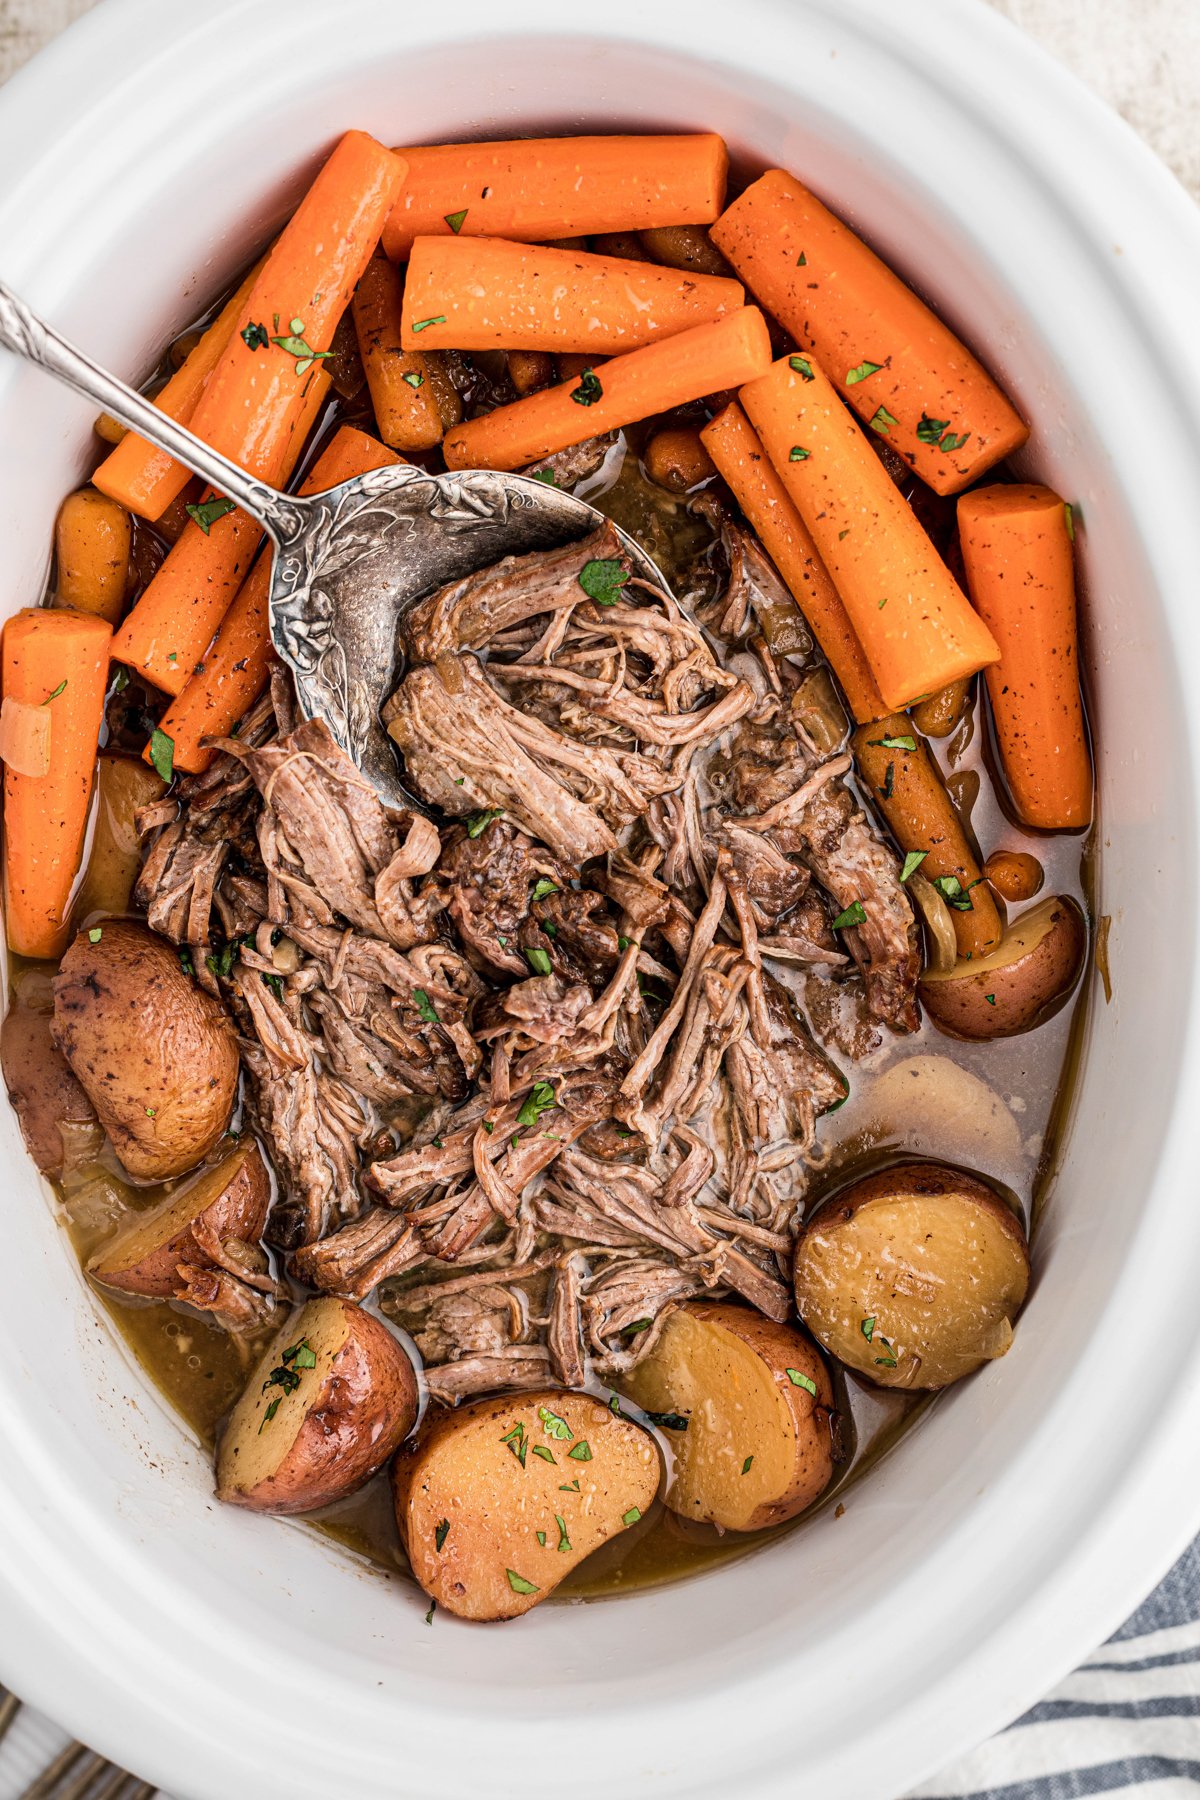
[394,1389,660,1621]
[1,1002,97,1176]
[794,1162,1030,1390]
[216,1297,418,1513]
[920,895,1085,1040]
[89,1140,270,1297]
[623,1302,836,1530]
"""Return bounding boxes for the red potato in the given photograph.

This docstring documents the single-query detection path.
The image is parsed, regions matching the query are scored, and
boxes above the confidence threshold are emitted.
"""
[794,1162,1030,1390]
[51,920,239,1180]
[920,895,1086,1040]
[1,1002,97,1176]
[623,1302,836,1530]
[216,1297,418,1513]
[89,1140,270,1298]
[394,1390,660,1620]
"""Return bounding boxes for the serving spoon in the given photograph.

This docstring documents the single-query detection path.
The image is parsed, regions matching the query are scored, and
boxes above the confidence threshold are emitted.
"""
[0,279,667,808]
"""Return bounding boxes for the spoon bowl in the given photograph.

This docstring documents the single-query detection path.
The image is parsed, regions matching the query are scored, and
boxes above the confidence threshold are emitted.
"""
[0,278,667,805]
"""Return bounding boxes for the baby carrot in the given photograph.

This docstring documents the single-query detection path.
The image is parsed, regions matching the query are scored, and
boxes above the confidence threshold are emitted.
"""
[400,237,743,355]
[351,252,454,452]
[957,484,1092,830]
[382,134,728,261]
[700,401,887,723]
[92,259,264,520]
[444,306,771,473]
[2,608,112,958]
[153,426,403,775]
[186,131,405,478]
[711,170,1029,496]
[55,489,131,624]
[740,354,1000,710]
[111,369,330,696]
[852,714,1002,960]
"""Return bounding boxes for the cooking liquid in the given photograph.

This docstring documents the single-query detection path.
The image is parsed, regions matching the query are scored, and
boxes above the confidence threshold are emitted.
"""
[19,295,1095,1604]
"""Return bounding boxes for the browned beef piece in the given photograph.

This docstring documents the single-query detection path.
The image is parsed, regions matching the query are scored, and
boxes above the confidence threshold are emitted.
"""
[474,975,593,1048]
[384,657,620,863]
[221,716,441,948]
[716,822,809,928]
[402,521,628,663]
[724,968,847,1151]
[289,1210,423,1301]
[519,886,620,988]
[430,821,570,978]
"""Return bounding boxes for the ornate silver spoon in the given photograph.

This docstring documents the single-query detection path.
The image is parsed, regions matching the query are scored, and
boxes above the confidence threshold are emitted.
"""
[0,279,666,807]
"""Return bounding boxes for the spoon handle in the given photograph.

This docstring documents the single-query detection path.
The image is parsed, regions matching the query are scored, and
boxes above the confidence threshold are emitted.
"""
[0,277,304,540]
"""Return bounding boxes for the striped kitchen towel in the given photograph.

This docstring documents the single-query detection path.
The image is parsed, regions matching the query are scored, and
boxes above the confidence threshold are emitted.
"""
[909,1537,1200,1799]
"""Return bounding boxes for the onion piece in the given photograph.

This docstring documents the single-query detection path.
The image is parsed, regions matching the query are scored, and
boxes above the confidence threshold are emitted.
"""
[792,667,848,754]
[0,696,51,778]
[908,870,957,974]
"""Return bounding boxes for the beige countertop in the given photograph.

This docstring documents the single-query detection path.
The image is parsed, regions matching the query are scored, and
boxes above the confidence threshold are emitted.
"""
[1,0,1198,201]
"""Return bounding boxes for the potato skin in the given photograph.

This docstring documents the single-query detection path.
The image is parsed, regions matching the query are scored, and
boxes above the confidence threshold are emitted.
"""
[51,920,239,1179]
[794,1161,1030,1390]
[90,1141,271,1298]
[394,1389,660,1621]
[1,1002,97,1175]
[920,895,1085,1040]
[217,1299,418,1514]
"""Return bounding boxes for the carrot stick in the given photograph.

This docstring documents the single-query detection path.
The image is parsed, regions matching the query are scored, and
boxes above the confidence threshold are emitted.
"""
[152,426,403,775]
[711,170,1029,497]
[444,306,771,473]
[957,484,1092,830]
[55,489,131,624]
[382,134,728,261]
[400,236,743,355]
[2,608,112,958]
[185,131,405,478]
[740,354,999,710]
[92,259,264,520]
[700,401,888,723]
[852,713,1002,960]
[351,252,457,452]
[911,678,971,739]
[110,368,330,697]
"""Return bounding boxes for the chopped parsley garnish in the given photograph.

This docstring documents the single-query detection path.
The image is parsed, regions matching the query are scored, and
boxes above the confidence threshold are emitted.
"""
[567,1440,593,1462]
[788,445,811,462]
[186,495,237,535]
[206,939,238,982]
[916,414,969,454]
[269,316,334,376]
[540,920,557,938]
[444,208,468,233]
[531,1444,556,1464]
[741,1457,754,1476]
[465,808,502,838]
[861,1317,876,1342]
[424,1599,436,1625]
[411,315,446,334]
[622,1506,642,1525]
[42,679,67,703]
[939,431,969,453]
[412,987,439,1024]
[88,926,102,943]
[262,971,284,1000]
[578,556,629,607]
[148,726,175,783]
[531,470,560,486]
[505,1570,539,1595]
[402,370,424,388]
[985,993,997,1006]
[538,1404,573,1441]
[570,368,603,406]
[869,734,916,751]
[789,354,815,381]
[931,874,981,912]
[559,1480,582,1493]
[500,1422,529,1467]
[258,1397,282,1433]
[832,900,866,930]
[796,251,808,266]
[555,1514,572,1553]
[516,1080,557,1127]
[623,1319,651,1336]
[846,360,882,385]
[900,850,928,883]
[531,877,559,902]
[524,945,553,977]
[240,321,270,351]
[283,1339,317,1370]
[874,1338,899,1369]
[112,666,129,693]
[482,1119,495,1133]
[435,1519,450,1552]
[1064,502,1075,542]
[869,405,899,436]
[178,946,193,977]
[787,1368,818,1397]
[881,762,894,801]
[145,1106,156,1117]
[536,1530,547,1546]
[644,1410,689,1432]
[431,1136,444,1149]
